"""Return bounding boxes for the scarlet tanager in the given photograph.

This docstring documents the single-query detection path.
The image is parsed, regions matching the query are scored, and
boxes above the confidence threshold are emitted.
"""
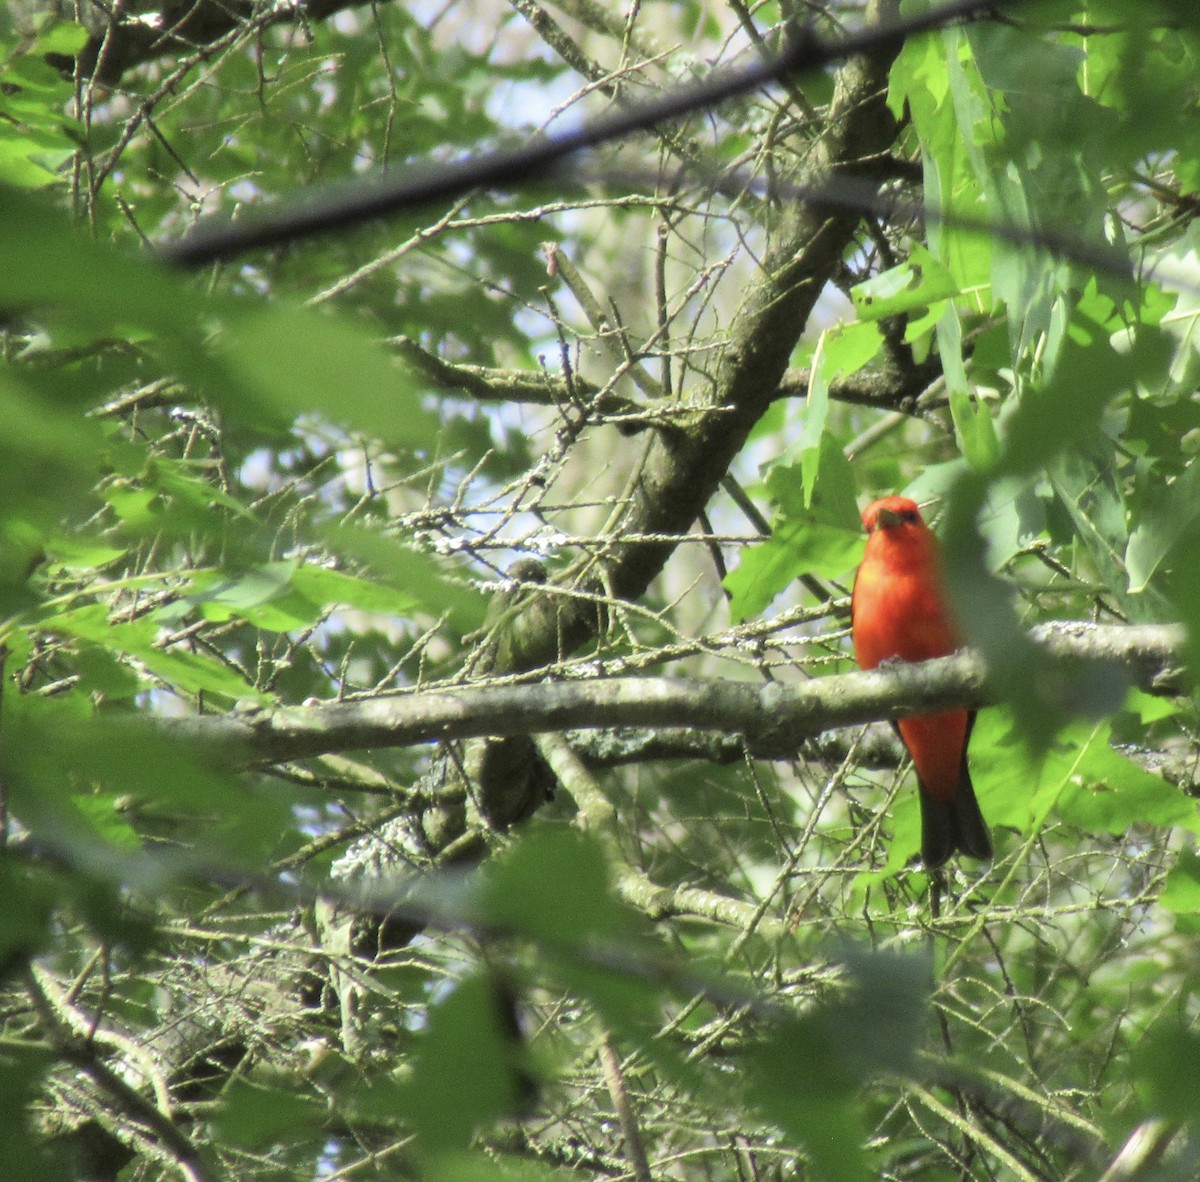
[851,496,992,868]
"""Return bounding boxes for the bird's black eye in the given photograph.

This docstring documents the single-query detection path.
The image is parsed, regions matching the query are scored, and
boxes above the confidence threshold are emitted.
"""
[902,509,917,522]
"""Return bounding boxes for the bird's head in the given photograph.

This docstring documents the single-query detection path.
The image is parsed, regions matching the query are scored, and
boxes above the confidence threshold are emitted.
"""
[861,495,926,534]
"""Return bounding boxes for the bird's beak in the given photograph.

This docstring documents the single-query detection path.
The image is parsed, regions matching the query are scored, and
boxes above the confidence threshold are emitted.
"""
[875,507,903,529]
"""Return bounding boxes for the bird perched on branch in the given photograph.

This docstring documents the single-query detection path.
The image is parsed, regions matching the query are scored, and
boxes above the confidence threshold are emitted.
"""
[851,495,992,869]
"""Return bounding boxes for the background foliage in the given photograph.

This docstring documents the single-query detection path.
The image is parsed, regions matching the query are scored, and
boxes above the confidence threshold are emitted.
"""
[1,0,1200,1178]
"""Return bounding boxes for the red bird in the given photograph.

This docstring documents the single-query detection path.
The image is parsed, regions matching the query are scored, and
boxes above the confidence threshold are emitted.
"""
[851,495,992,868]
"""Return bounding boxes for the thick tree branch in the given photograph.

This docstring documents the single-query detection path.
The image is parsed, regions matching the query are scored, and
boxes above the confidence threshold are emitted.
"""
[395,332,941,420]
[164,623,1186,766]
[56,0,376,85]
[570,723,903,770]
[774,357,943,411]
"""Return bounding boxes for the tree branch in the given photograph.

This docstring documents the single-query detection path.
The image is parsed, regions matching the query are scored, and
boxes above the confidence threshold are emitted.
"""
[57,0,378,85]
[163,623,1186,766]
[394,332,940,419]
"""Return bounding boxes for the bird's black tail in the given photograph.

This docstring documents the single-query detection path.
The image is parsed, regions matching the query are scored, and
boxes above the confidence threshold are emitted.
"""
[919,766,993,870]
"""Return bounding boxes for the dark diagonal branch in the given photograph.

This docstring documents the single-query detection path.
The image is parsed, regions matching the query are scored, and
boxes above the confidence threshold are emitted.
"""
[161,0,1026,267]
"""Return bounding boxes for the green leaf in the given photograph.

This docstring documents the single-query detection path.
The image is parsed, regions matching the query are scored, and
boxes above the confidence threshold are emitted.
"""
[483,828,636,946]
[1160,848,1200,915]
[851,245,959,322]
[480,831,698,1068]
[968,710,1198,846]
[328,525,488,634]
[69,792,142,850]
[0,856,54,967]
[1164,558,1200,684]
[1056,746,1198,835]
[72,644,141,700]
[0,24,84,190]
[404,973,529,1152]
[149,458,256,520]
[939,311,1172,745]
[1133,1022,1200,1122]
[800,323,883,503]
[1126,455,1200,592]
[0,1045,57,1177]
[184,560,430,634]
[963,23,1118,359]
[881,792,923,872]
[724,455,861,622]
[220,304,441,450]
[132,641,263,702]
[0,365,108,527]
[1048,439,1149,618]
[949,387,999,471]
[291,564,421,617]
[43,537,126,570]
[184,565,322,631]
[724,514,861,623]
[424,1152,580,1182]
[48,606,266,701]
[211,1079,325,1150]
[32,20,89,57]
[0,185,210,340]
[0,186,442,449]
[3,694,292,867]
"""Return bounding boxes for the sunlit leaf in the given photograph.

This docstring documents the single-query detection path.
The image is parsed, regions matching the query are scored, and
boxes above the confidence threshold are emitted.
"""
[724,456,861,622]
